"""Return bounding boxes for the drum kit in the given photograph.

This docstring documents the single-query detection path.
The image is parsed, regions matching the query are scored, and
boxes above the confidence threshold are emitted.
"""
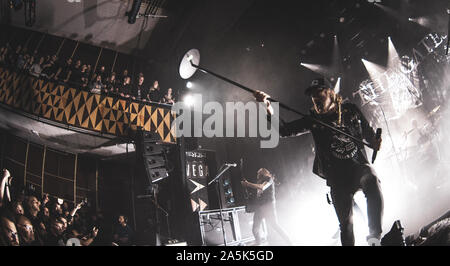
[381,104,449,189]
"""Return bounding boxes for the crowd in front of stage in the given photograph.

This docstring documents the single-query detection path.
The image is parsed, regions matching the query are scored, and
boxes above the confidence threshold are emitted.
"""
[0,43,177,105]
[0,168,138,246]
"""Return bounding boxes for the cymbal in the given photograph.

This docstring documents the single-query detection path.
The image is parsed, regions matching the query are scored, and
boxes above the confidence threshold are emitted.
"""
[179,49,200,80]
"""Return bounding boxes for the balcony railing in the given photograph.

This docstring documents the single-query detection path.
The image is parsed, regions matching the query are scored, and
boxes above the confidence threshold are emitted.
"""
[0,67,176,143]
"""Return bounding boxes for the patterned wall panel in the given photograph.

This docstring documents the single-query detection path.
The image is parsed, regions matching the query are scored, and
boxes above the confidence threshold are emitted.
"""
[0,68,176,143]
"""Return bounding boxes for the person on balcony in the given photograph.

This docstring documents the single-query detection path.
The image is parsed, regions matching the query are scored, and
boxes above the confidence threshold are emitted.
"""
[29,56,44,78]
[119,76,132,99]
[105,72,118,95]
[161,88,176,105]
[149,80,162,103]
[89,74,105,94]
[54,58,72,84]
[132,74,148,102]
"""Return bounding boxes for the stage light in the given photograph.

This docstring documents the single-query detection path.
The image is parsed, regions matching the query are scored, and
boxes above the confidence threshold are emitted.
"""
[332,34,342,78]
[186,81,193,89]
[183,94,195,107]
[300,63,334,78]
[388,37,400,70]
[361,58,386,82]
[334,77,341,94]
[408,17,432,28]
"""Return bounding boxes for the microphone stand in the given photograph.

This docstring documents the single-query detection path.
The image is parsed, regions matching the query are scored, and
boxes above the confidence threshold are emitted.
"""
[189,61,375,150]
[151,184,171,241]
[446,8,450,55]
[208,163,234,246]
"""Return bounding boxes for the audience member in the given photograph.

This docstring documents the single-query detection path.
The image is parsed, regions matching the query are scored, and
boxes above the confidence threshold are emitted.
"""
[162,87,176,105]
[80,64,89,87]
[89,74,104,94]
[133,74,148,101]
[105,72,118,94]
[11,201,24,216]
[119,76,132,99]
[24,195,47,241]
[149,80,162,103]
[41,55,58,80]
[44,217,65,246]
[54,58,72,83]
[70,59,83,86]
[16,215,41,246]
[113,214,133,246]
[0,209,19,246]
[119,69,129,84]
[29,56,44,78]
[95,65,107,83]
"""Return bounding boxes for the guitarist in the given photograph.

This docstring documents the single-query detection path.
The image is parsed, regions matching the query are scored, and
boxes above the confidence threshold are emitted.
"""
[241,168,292,245]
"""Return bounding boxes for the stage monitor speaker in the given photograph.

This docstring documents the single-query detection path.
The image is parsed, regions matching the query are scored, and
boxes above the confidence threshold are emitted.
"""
[196,206,255,246]
[200,212,235,246]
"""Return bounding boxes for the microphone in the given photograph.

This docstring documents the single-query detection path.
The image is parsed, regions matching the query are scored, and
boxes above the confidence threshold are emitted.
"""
[371,128,382,164]
[224,163,237,167]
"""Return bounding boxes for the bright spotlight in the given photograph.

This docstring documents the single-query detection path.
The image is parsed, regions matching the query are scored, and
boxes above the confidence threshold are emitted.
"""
[300,63,334,77]
[388,37,400,70]
[409,17,432,28]
[332,35,342,76]
[183,94,195,107]
[361,58,386,82]
[334,77,341,94]
[186,81,193,89]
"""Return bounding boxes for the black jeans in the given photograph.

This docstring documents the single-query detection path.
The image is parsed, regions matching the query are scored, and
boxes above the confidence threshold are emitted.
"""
[329,164,384,246]
[252,202,292,245]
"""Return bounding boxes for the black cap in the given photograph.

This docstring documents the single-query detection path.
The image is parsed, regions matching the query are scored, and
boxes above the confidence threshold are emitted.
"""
[305,77,331,96]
